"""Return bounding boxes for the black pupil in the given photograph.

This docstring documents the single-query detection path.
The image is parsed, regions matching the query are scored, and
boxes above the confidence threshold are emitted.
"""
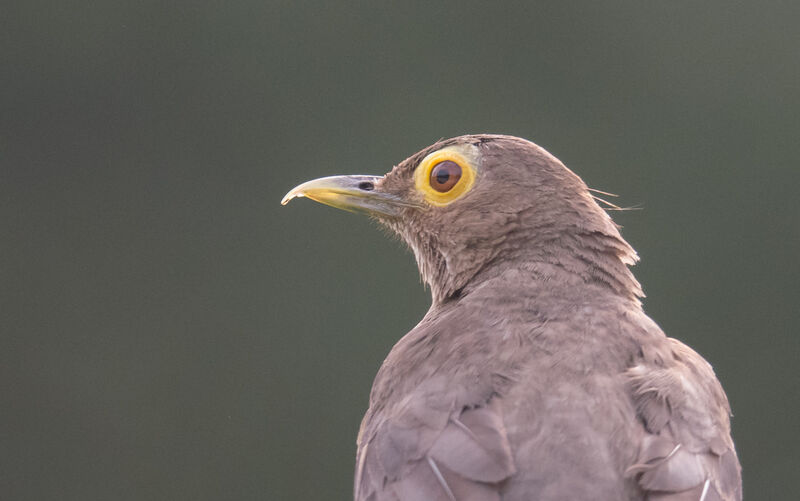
[430,160,462,192]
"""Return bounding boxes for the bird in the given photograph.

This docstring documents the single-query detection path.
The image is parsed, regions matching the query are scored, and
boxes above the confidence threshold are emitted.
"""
[281,134,742,501]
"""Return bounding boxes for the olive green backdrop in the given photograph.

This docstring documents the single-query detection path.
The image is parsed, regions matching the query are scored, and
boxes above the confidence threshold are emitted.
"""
[2,1,797,499]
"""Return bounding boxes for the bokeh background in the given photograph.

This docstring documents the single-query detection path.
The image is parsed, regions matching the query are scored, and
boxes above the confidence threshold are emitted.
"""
[2,1,798,499]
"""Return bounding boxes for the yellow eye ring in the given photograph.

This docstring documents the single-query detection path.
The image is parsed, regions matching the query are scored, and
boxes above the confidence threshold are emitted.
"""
[414,148,476,206]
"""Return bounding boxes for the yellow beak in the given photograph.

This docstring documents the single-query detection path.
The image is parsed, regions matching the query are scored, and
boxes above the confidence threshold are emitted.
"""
[281,175,415,217]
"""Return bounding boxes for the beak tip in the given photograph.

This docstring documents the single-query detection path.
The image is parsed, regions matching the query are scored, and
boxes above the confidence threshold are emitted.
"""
[280,190,303,206]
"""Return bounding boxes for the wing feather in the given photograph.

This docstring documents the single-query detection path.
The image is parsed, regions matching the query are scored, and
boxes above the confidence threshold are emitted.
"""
[626,338,742,501]
[356,395,515,500]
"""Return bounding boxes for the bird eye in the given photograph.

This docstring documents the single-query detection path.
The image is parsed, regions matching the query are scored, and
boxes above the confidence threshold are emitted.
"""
[414,147,476,206]
[429,161,462,192]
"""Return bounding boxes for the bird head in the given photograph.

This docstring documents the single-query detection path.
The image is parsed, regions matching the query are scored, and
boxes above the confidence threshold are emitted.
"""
[282,134,642,304]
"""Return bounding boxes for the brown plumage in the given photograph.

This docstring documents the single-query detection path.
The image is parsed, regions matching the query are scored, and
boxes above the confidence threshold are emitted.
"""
[282,134,741,500]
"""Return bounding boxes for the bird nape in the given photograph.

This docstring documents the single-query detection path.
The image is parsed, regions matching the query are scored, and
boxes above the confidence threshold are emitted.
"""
[282,134,741,501]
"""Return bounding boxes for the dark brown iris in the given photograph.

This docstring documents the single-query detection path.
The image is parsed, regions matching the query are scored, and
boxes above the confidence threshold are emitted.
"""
[429,160,462,192]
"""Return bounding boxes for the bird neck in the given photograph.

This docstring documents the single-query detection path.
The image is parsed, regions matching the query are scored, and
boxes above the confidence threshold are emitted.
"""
[423,229,644,307]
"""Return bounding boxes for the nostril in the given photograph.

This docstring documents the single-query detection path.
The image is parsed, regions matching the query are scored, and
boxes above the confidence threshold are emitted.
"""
[358,181,374,191]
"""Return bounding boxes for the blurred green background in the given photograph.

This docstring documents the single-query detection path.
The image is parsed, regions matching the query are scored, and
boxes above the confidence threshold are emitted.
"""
[2,1,798,499]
